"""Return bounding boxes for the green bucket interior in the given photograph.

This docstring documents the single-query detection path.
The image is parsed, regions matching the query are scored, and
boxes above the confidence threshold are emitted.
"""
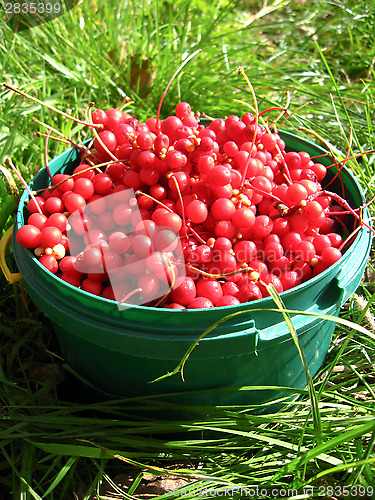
[12,131,372,408]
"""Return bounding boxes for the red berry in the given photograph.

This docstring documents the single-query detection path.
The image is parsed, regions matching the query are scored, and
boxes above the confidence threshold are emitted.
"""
[40,226,62,248]
[236,283,262,303]
[196,278,223,305]
[170,277,196,306]
[187,297,214,309]
[92,173,113,195]
[27,213,47,230]
[93,130,117,153]
[45,213,68,232]
[16,224,41,249]
[64,193,86,214]
[186,200,208,224]
[210,198,236,221]
[74,178,95,200]
[39,254,58,274]
[321,246,342,268]
[232,207,255,229]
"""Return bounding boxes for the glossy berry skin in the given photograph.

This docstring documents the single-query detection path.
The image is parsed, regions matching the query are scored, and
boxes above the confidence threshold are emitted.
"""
[187,297,214,309]
[236,283,262,303]
[170,277,196,306]
[39,254,58,274]
[40,226,62,248]
[186,200,208,224]
[195,278,223,305]
[216,295,241,307]
[16,224,41,249]
[93,130,117,153]
[64,193,86,214]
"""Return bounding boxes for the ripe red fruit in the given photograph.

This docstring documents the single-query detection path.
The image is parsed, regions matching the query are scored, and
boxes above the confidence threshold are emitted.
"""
[232,207,255,229]
[233,240,257,263]
[175,102,192,119]
[196,278,223,305]
[91,109,108,127]
[81,278,102,295]
[74,178,95,200]
[92,173,113,195]
[216,295,241,306]
[16,224,41,249]
[131,234,153,258]
[165,149,187,170]
[236,283,262,303]
[167,303,186,309]
[161,115,183,142]
[187,297,214,309]
[186,200,208,224]
[93,130,117,153]
[207,165,232,186]
[157,211,182,232]
[39,254,58,273]
[61,273,81,287]
[258,273,283,296]
[210,198,236,221]
[321,246,342,268]
[26,196,47,215]
[64,193,86,214]
[27,213,47,230]
[169,277,196,306]
[40,226,62,248]
[108,231,130,254]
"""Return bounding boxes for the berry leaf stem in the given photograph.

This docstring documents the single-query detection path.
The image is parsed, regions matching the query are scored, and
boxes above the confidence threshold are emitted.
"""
[6,157,43,216]
[155,49,201,129]
[3,83,103,129]
[44,129,53,182]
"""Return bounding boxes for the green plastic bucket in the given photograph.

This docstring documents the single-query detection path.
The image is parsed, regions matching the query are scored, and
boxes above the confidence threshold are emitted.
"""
[12,132,372,408]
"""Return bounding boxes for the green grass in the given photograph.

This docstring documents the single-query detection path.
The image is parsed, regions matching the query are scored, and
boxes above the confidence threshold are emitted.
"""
[1,0,375,498]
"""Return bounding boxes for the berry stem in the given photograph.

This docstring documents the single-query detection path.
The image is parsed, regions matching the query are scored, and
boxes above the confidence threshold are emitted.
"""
[188,225,207,245]
[237,67,259,187]
[156,49,201,130]
[298,126,345,196]
[6,157,44,216]
[323,127,353,190]
[3,83,103,129]
[250,185,283,203]
[135,190,174,213]
[36,131,71,145]
[315,189,374,236]
[275,101,313,133]
[338,225,362,252]
[44,129,53,182]
[169,174,188,239]
[187,263,258,280]
[91,124,120,163]
[34,118,88,153]
[258,106,288,118]
[120,288,142,304]
[330,213,354,236]
[154,260,176,307]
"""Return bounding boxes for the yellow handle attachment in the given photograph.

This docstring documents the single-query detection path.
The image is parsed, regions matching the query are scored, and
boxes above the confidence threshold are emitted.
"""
[0,225,22,284]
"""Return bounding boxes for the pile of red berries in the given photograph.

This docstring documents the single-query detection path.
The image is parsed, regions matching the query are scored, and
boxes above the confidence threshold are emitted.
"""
[16,102,348,309]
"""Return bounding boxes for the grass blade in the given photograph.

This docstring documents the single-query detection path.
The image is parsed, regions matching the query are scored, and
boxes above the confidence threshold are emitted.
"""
[266,284,323,446]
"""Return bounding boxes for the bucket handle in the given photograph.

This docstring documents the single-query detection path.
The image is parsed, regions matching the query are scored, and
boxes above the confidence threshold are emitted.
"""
[0,225,22,284]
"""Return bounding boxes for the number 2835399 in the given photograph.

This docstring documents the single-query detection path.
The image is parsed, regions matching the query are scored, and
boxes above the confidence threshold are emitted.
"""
[3,2,61,16]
